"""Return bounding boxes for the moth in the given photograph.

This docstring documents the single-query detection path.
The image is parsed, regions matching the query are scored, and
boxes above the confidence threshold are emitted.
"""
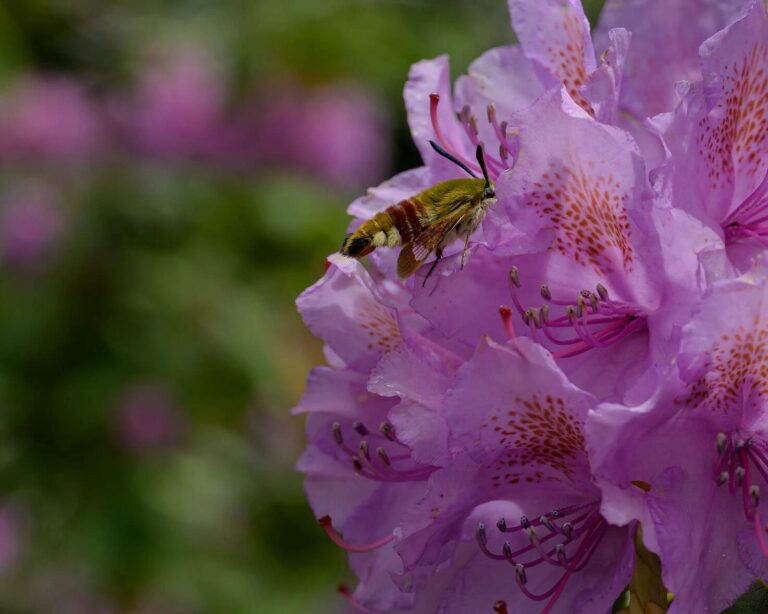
[340,142,496,285]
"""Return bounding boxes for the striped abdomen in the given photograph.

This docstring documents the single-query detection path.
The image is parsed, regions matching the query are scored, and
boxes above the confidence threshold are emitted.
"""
[341,198,427,258]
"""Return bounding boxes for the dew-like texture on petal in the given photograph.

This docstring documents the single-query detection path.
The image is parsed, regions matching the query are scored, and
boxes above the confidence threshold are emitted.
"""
[662,2,768,229]
[595,0,751,119]
[677,276,768,432]
[508,0,596,116]
[700,1,768,214]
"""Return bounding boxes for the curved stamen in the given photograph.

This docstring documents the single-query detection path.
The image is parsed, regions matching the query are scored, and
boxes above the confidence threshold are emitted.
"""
[429,94,481,173]
[506,270,647,358]
[319,516,395,553]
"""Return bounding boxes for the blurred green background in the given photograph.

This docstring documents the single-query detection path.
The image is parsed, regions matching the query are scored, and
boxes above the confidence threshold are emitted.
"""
[0,1,603,612]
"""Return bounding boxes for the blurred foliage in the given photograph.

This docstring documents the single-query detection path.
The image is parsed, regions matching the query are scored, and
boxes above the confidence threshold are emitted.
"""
[0,0,604,612]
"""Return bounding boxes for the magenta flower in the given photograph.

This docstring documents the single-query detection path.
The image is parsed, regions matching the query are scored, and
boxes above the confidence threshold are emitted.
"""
[588,273,768,612]
[114,43,229,162]
[295,0,768,611]
[0,76,102,162]
[656,2,768,263]
[391,338,635,613]
[295,256,457,610]
[250,83,391,190]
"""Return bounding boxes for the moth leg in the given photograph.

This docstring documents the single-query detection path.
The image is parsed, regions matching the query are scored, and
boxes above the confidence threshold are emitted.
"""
[460,231,472,270]
[422,249,443,287]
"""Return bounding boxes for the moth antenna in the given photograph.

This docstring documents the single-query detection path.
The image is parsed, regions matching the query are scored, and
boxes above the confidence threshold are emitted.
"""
[429,140,478,179]
[476,145,491,188]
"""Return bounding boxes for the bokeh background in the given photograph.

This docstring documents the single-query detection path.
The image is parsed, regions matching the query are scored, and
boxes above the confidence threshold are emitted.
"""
[0,1,603,612]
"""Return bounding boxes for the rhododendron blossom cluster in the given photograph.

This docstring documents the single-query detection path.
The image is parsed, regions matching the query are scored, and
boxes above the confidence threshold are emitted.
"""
[294,1,768,612]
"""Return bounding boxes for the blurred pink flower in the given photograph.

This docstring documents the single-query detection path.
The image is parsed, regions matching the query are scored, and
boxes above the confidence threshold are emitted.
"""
[0,75,103,161]
[115,384,184,451]
[0,182,66,271]
[116,44,229,161]
[250,83,391,189]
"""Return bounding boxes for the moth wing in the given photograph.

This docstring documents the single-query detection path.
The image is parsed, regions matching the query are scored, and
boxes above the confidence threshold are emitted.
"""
[396,208,469,278]
[397,244,420,278]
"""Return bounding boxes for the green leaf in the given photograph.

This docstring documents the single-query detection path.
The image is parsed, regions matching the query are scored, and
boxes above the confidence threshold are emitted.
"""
[721,581,768,614]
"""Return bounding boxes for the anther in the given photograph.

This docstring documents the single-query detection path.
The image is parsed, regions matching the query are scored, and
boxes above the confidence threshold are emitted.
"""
[380,422,396,441]
[716,432,727,455]
[332,422,343,445]
[520,515,530,529]
[576,296,586,317]
[352,457,363,472]
[493,601,509,614]
[540,284,552,300]
[468,117,479,137]
[562,522,574,539]
[566,305,577,324]
[500,121,508,139]
[502,542,513,561]
[736,439,747,452]
[555,543,567,564]
[716,471,730,486]
[497,518,507,532]
[515,563,528,584]
[459,105,471,123]
[751,485,761,509]
[596,284,609,301]
[499,143,508,162]
[353,421,368,436]
[540,515,555,533]
[525,308,541,328]
[540,304,550,323]
[509,266,521,288]
[359,441,370,462]
[487,104,496,124]
[589,293,599,313]
[376,447,390,466]
[476,523,488,546]
[736,467,746,487]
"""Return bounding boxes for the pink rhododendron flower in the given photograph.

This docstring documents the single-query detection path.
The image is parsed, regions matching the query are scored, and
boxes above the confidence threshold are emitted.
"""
[114,43,230,162]
[0,76,103,161]
[295,0,768,612]
[249,83,391,190]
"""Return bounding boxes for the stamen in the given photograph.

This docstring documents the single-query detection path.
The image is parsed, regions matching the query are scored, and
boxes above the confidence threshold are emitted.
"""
[429,94,481,173]
[505,270,646,358]
[376,447,390,466]
[380,422,396,441]
[353,421,368,436]
[716,432,727,455]
[499,306,517,340]
[493,601,509,614]
[319,516,395,553]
